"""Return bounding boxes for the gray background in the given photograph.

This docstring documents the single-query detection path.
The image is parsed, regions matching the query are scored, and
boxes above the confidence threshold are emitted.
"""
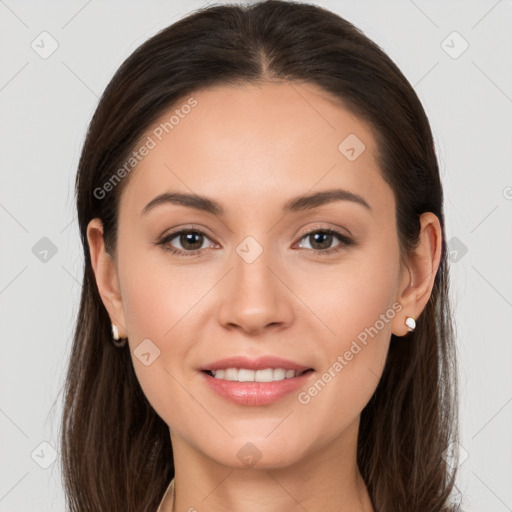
[1,0,511,510]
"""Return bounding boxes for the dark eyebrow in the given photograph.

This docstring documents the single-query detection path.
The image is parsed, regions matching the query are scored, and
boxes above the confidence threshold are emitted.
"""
[141,192,223,216]
[141,188,371,217]
[282,189,371,214]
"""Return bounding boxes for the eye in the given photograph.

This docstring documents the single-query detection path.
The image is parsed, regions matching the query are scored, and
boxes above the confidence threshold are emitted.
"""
[295,228,355,256]
[157,229,215,256]
[156,226,355,257]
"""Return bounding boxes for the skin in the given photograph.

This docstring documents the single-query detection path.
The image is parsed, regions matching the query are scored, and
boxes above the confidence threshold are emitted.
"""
[87,81,442,512]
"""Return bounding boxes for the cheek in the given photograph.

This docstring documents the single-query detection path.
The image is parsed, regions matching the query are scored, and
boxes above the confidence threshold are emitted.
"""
[300,242,400,409]
[118,239,198,340]
[330,263,398,344]
[301,239,400,345]
[116,245,214,419]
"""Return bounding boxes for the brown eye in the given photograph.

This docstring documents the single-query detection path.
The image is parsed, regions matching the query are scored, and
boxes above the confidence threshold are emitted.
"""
[176,232,205,251]
[296,228,355,256]
[305,231,334,250]
[158,230,212,255]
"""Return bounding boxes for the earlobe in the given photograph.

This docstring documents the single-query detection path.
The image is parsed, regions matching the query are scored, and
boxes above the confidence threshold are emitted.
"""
[392,212,443,337]
[86,218,128,338]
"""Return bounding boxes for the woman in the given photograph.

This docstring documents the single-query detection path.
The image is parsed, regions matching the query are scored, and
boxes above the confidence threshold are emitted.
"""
[61,1,461,510]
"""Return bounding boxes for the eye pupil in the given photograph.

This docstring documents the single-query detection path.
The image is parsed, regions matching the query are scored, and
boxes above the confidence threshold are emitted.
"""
[181,232,203,250]
[310,232,332,250]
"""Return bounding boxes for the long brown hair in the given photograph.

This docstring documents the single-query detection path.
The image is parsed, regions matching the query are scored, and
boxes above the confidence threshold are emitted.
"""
[61,1,460,510]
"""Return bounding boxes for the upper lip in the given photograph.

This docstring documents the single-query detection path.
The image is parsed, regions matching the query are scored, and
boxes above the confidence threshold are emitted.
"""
[199,355,313,372]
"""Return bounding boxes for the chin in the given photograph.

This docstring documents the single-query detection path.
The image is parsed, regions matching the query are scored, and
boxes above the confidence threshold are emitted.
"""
[203,437,308,470]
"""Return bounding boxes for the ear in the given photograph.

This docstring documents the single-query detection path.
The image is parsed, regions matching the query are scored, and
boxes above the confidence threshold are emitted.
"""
[392,212,443,337]
[86,218,128,338]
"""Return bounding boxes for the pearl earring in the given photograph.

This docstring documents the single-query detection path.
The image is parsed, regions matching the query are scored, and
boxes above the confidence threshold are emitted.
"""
[111,324,127,347]
[405,317,416,332]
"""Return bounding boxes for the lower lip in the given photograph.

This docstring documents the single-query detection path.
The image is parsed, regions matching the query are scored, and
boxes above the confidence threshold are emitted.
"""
[200,370,315,406]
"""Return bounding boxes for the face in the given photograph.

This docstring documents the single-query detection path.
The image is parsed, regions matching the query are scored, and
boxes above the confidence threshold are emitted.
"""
[96,81,410,469]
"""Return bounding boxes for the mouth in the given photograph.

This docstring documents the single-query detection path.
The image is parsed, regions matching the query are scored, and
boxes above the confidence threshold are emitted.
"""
[198,355,315,405]
[200,367,315,406]
[201,368,314,382]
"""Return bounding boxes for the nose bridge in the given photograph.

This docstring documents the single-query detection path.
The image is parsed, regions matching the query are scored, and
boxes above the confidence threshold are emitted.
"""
[217,232,293,332]
[232,233,279,305]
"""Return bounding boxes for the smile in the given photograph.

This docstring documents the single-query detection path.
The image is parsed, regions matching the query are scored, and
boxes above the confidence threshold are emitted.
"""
[200,368,315,406]
[205,367,310,382]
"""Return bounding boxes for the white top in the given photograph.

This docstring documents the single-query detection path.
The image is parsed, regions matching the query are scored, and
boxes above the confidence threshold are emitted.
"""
[156,478,175,512]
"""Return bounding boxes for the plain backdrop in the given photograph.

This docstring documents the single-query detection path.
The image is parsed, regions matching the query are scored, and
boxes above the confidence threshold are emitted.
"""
[1,0,511,510]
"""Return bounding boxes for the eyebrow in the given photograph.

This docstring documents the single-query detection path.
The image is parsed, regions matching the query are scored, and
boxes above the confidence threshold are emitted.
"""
[141,188,371,217]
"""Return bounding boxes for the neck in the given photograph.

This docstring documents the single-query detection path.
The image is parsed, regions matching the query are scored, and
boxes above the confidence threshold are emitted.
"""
[167,424,374,512]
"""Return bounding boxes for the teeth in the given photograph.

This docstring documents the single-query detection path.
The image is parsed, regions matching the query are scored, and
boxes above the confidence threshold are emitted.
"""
[209,368,306,382]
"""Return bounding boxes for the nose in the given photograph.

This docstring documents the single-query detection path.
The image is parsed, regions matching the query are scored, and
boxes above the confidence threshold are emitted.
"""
[217,242,295,335]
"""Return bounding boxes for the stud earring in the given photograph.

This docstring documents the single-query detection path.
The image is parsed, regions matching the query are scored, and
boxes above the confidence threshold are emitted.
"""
[405,317,416,332]
[111,324,127,347]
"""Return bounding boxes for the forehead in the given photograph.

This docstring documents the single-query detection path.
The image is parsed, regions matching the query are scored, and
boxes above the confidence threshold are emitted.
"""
[120,81,392,219]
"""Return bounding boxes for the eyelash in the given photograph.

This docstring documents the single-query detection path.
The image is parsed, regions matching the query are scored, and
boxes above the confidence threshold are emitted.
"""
[156,226,356,257]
